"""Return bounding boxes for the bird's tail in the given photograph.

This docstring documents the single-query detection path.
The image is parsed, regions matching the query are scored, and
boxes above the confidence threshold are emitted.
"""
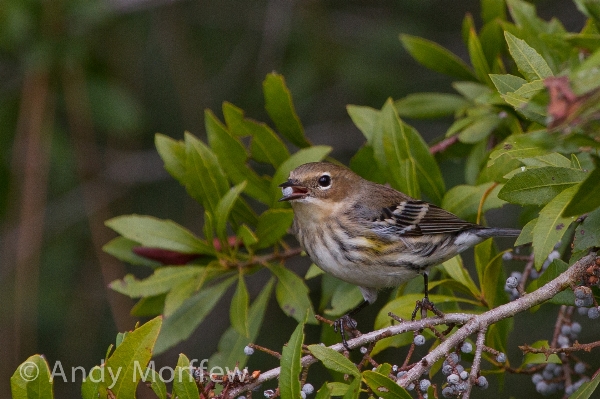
[474,228,521,238]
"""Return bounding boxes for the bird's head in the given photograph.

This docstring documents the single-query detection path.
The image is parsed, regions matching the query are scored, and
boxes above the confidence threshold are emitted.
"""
[279,162,357,204]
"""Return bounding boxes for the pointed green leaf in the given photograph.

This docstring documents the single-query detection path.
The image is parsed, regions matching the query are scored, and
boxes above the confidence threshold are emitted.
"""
[343,378,361,399]
[400,34,477,81]
[563,166,600,216]
[573,208,600,252]
[349,145,387,184]
[184,132,230,215]
[209,279,274,370]
[206,110,271,204]
[308,345,360,377]
[263,73,311,148]
[315,383,333,399]
[490,74,528,95]
[145,368,167,399]
[570,368,600,399]
[103,237,162,268]
[269,263,317,324]
[504,31,553,80]
[106,215,214,255]
[442,183,505,221]
[394,93,469,119]
[515,218,536,246]
[533,186,578,269]
[11,355,53,399]
[255,209,294,249]
[362,371,412,399]
[222,102,290,168]
[100,317,162,399]
[173,354,199,399]
[230,273,250,337]
[81,366,102,399]
[155,133,186,182]
[483,251,509,308]
[110,266,204,298]
[468,28,492,86]
[498,167,587,206]
[155,276,236,354]
[305,263,325,280]
[347,105,379,141]
[324,281,364,316]
[280,319,306,399]
[215,182,247,242]
[440,256,481,299]
[458,114,501,144]
[237,224,258,249]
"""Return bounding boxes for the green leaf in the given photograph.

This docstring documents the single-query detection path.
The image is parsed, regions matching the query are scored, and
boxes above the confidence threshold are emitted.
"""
[315,383,333,399]
[440,256,481,299]
[349,145,387,184]
[468,28,492,86]
[400,34,477,81]
[255,209,294,249]
[457,114,501,144]
[173,354,200,399]
[504,31,553,80]
[205,111,271,205]
[570,368,600,399]
[532,186,578,270]
[515,217,536,246]
[131,295,166,317]
[327,382,350,396]
[522,153,571,168]
[81,366,102,399]
[280,319,306,399]
[375,99,445,202]
[394,93,469,119]
[144,368,167,399]
[490,74,528,95]
[305,263,325,279]
[573,208,600,252]
[563,166,600,216]
[347,105,379,141]
[155,133,186,182]
[209,278,274,370]
[324,281,364,316]
[342,378,361,399]
[230,273,250,337]
[155,276,236,354]
[498,167,587,206]
[269,263,317,324]
[362,371,412,399]
[110,266,204,298]
[106,215,214,255]
[270,146,332,206]
[474,239,493,291]
[184,132,230,216]
[11,355,53,399]
[100,317,162,399]
[215,182,247,242]
[482,0,507,23]
[308,345,360,377]
[237,224,258,249]
[522,340,562,365]
[222,102,290,168]
[483,251,509,308]
[441,182,505,221]
[263,73,311,148]
[102,237,162,268]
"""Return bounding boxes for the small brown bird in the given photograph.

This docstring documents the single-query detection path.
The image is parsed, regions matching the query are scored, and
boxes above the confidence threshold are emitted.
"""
[279,162,520,347]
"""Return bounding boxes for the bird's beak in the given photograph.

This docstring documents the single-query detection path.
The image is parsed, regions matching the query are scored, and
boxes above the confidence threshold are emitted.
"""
[278,180,308,201]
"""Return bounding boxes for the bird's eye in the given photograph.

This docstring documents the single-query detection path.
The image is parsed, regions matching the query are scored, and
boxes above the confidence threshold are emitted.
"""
[318,174,331,188]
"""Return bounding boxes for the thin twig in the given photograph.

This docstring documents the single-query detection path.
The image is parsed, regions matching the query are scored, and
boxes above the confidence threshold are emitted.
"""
[429,136,459,154]
[463,327,487,399]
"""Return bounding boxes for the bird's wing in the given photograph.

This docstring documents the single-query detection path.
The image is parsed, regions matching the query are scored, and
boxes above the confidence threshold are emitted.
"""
[368,200,479,237]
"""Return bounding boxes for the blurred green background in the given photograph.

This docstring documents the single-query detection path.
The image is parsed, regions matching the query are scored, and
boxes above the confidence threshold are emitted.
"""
[0,0,583,397]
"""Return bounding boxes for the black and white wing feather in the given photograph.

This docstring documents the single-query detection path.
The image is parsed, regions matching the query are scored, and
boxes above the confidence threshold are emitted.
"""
[368,200,479,238]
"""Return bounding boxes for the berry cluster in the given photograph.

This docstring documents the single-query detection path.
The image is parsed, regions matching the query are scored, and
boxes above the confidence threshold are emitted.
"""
[395,370,430,399]
[439,352,489,398]
[574,286,600,319]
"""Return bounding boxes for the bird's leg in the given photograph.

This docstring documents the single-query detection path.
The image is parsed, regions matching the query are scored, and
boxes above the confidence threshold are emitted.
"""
[411,272,445,321]
[334,300,369,350]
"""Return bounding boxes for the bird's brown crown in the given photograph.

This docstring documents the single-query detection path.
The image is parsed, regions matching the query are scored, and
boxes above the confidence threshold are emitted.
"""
[285,162,360,202]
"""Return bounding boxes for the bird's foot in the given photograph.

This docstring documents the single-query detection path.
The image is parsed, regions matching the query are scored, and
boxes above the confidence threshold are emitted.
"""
[334,314,360,350]
[411,296,445,321]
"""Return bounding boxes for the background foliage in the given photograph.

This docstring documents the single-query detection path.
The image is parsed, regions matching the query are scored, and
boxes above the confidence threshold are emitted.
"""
[2,0,598,398]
